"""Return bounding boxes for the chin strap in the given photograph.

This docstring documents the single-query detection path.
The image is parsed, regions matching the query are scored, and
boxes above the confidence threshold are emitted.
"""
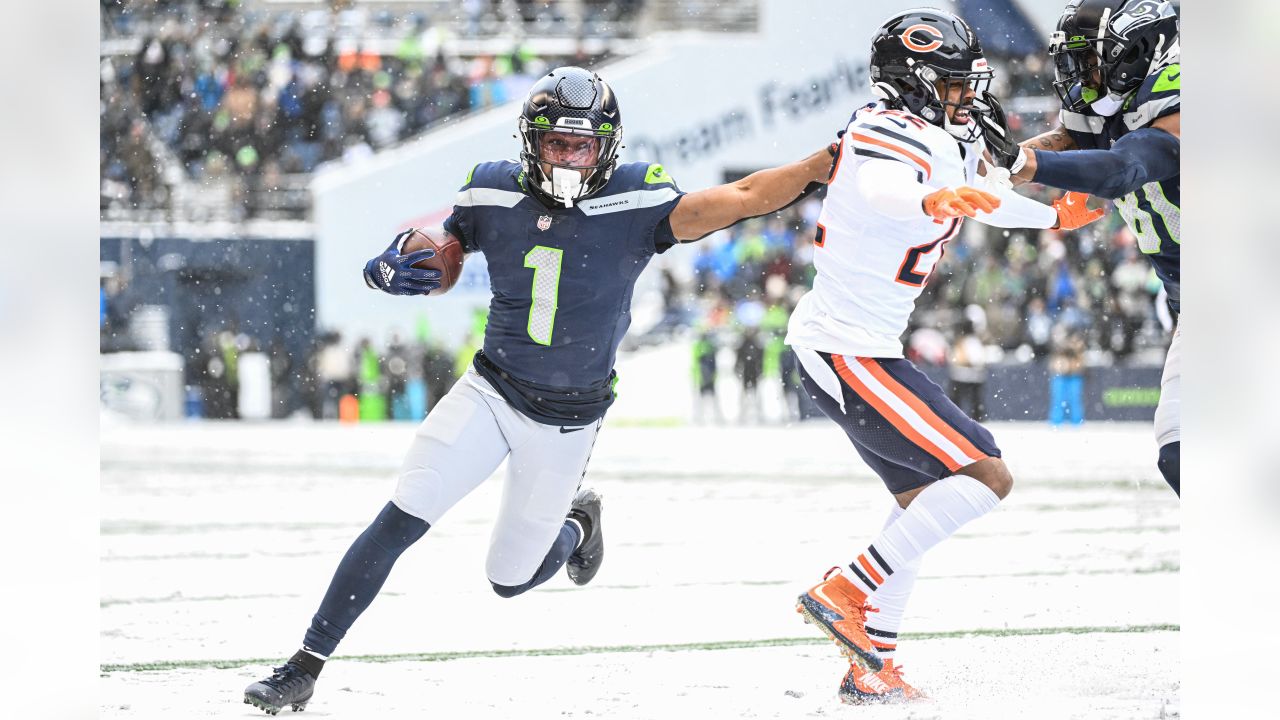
[1091,92,1126,117]
[543,166,585,208]
[942,113,973,140]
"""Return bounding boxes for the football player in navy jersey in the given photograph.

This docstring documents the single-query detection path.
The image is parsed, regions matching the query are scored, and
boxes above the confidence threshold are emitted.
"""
[243,66,836,714]
[980,0,1181,496]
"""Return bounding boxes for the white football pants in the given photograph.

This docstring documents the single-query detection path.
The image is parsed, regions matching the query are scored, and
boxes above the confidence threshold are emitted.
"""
[1154,319,1181,447]
[392,369,602,587]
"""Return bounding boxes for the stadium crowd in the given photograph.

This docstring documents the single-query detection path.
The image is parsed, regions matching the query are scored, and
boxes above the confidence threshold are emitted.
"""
[100,0,625,219]
[100,5,1172,424]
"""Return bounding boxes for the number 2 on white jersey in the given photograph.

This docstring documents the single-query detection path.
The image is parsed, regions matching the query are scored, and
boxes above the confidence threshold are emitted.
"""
[895,218,961,287]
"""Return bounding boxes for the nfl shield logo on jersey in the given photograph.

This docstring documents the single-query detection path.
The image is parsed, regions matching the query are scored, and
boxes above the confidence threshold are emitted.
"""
[537,215,552,231]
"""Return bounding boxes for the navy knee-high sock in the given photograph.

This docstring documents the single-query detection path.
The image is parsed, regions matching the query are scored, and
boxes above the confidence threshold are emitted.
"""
[303,502,429,656]
[1158,441,1180,496]
[491,521,580,599]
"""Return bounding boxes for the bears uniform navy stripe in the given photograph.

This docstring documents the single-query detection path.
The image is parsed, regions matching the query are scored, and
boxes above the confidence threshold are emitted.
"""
[847,131,933,180]
[867,545,893,577]
[852,147,906,164]
[863,124,932,156]
[849,563,879,592]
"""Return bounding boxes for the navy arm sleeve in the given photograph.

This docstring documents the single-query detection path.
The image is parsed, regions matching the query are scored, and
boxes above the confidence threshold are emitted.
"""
[1031,126,1179,200]
[635,163,684,254]
[442,210,477,253]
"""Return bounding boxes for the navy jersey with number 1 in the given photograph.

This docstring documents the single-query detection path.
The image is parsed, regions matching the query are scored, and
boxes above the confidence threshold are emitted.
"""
[443,160,685,426]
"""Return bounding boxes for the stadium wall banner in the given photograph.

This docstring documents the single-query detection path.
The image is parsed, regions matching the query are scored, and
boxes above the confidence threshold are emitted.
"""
[311,0,944,348]
[919,363,1163,422]
[100,234,318,411]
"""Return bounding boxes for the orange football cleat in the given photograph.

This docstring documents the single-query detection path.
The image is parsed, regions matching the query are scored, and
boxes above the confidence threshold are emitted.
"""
[795,568,882,671]
[838,659,925,705]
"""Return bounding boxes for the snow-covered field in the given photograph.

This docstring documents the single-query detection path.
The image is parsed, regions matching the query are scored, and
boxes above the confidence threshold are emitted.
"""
[101,419,1178,719]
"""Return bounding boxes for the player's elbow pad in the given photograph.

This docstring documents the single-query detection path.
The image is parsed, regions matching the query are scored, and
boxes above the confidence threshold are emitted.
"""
[1090,153,1149,200]
[1096,128,1180,199]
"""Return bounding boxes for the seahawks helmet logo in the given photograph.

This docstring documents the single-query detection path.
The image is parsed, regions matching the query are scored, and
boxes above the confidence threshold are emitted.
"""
[1110,0,1165,38]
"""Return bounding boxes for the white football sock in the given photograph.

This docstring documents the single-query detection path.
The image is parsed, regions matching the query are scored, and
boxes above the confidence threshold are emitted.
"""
[864,503,919,663]
[846,474,999,597]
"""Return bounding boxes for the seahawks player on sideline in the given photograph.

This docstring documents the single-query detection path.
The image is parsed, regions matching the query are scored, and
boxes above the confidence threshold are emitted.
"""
[981,0,1181,496]
[242,66,836,715]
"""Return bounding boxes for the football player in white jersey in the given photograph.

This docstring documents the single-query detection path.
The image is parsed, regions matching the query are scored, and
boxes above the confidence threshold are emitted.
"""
[787,8,1106,704]
[983,0,1181,497]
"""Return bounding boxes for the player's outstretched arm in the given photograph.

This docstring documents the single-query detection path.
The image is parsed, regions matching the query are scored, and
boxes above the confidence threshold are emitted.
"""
[667,147,834,242]
[858,154,1100,231]
[978,187,1103,231]
[973,94,1077,187]
[1017,112,1179,199]
[1023,125,1080,152]
[1007,125,1079,185]
[853,157,1002,223]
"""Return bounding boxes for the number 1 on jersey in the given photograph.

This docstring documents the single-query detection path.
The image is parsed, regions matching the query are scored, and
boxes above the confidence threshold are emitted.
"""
[524,245,563,345]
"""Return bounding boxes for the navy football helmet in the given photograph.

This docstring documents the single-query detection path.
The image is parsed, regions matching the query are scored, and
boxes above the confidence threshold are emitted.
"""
[518,67,623,208]
[869,8,993,141]
[1050,0,1180,112]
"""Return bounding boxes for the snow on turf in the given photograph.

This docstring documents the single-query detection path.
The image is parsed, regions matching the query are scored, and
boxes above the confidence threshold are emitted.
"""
[101,420,1177,718]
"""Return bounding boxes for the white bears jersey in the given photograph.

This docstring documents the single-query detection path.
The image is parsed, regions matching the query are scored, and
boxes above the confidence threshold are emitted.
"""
[786,100,983,358]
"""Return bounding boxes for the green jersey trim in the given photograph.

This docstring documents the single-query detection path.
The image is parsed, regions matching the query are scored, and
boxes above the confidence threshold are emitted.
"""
[644,163,676,187]
[1152,64,1181,93]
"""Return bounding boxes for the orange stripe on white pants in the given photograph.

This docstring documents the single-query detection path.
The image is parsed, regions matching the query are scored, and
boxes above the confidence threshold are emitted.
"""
[831,355,984,471]
[830,355,965,471]
[857,358,988,461]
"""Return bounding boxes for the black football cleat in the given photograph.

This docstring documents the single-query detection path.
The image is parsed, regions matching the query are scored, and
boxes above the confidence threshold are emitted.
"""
[566,487,604,586]
[244,651,320,715]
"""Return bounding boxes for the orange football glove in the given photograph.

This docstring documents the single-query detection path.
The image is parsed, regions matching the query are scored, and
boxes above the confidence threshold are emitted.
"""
[1051,191,1105,230]
[922,186,1001,223]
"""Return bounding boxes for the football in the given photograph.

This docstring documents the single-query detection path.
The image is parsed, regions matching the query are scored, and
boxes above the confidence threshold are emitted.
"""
[396,226,465,295]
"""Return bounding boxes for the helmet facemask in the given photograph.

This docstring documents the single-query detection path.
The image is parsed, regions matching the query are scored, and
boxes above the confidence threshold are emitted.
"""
[868,9,994,144]
[926,63,993,142]
[517,67,623,209]
[519,119,621,208]
[1050,31,1116,112]
[1050,0,1180,114]
[878,59,992,142]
